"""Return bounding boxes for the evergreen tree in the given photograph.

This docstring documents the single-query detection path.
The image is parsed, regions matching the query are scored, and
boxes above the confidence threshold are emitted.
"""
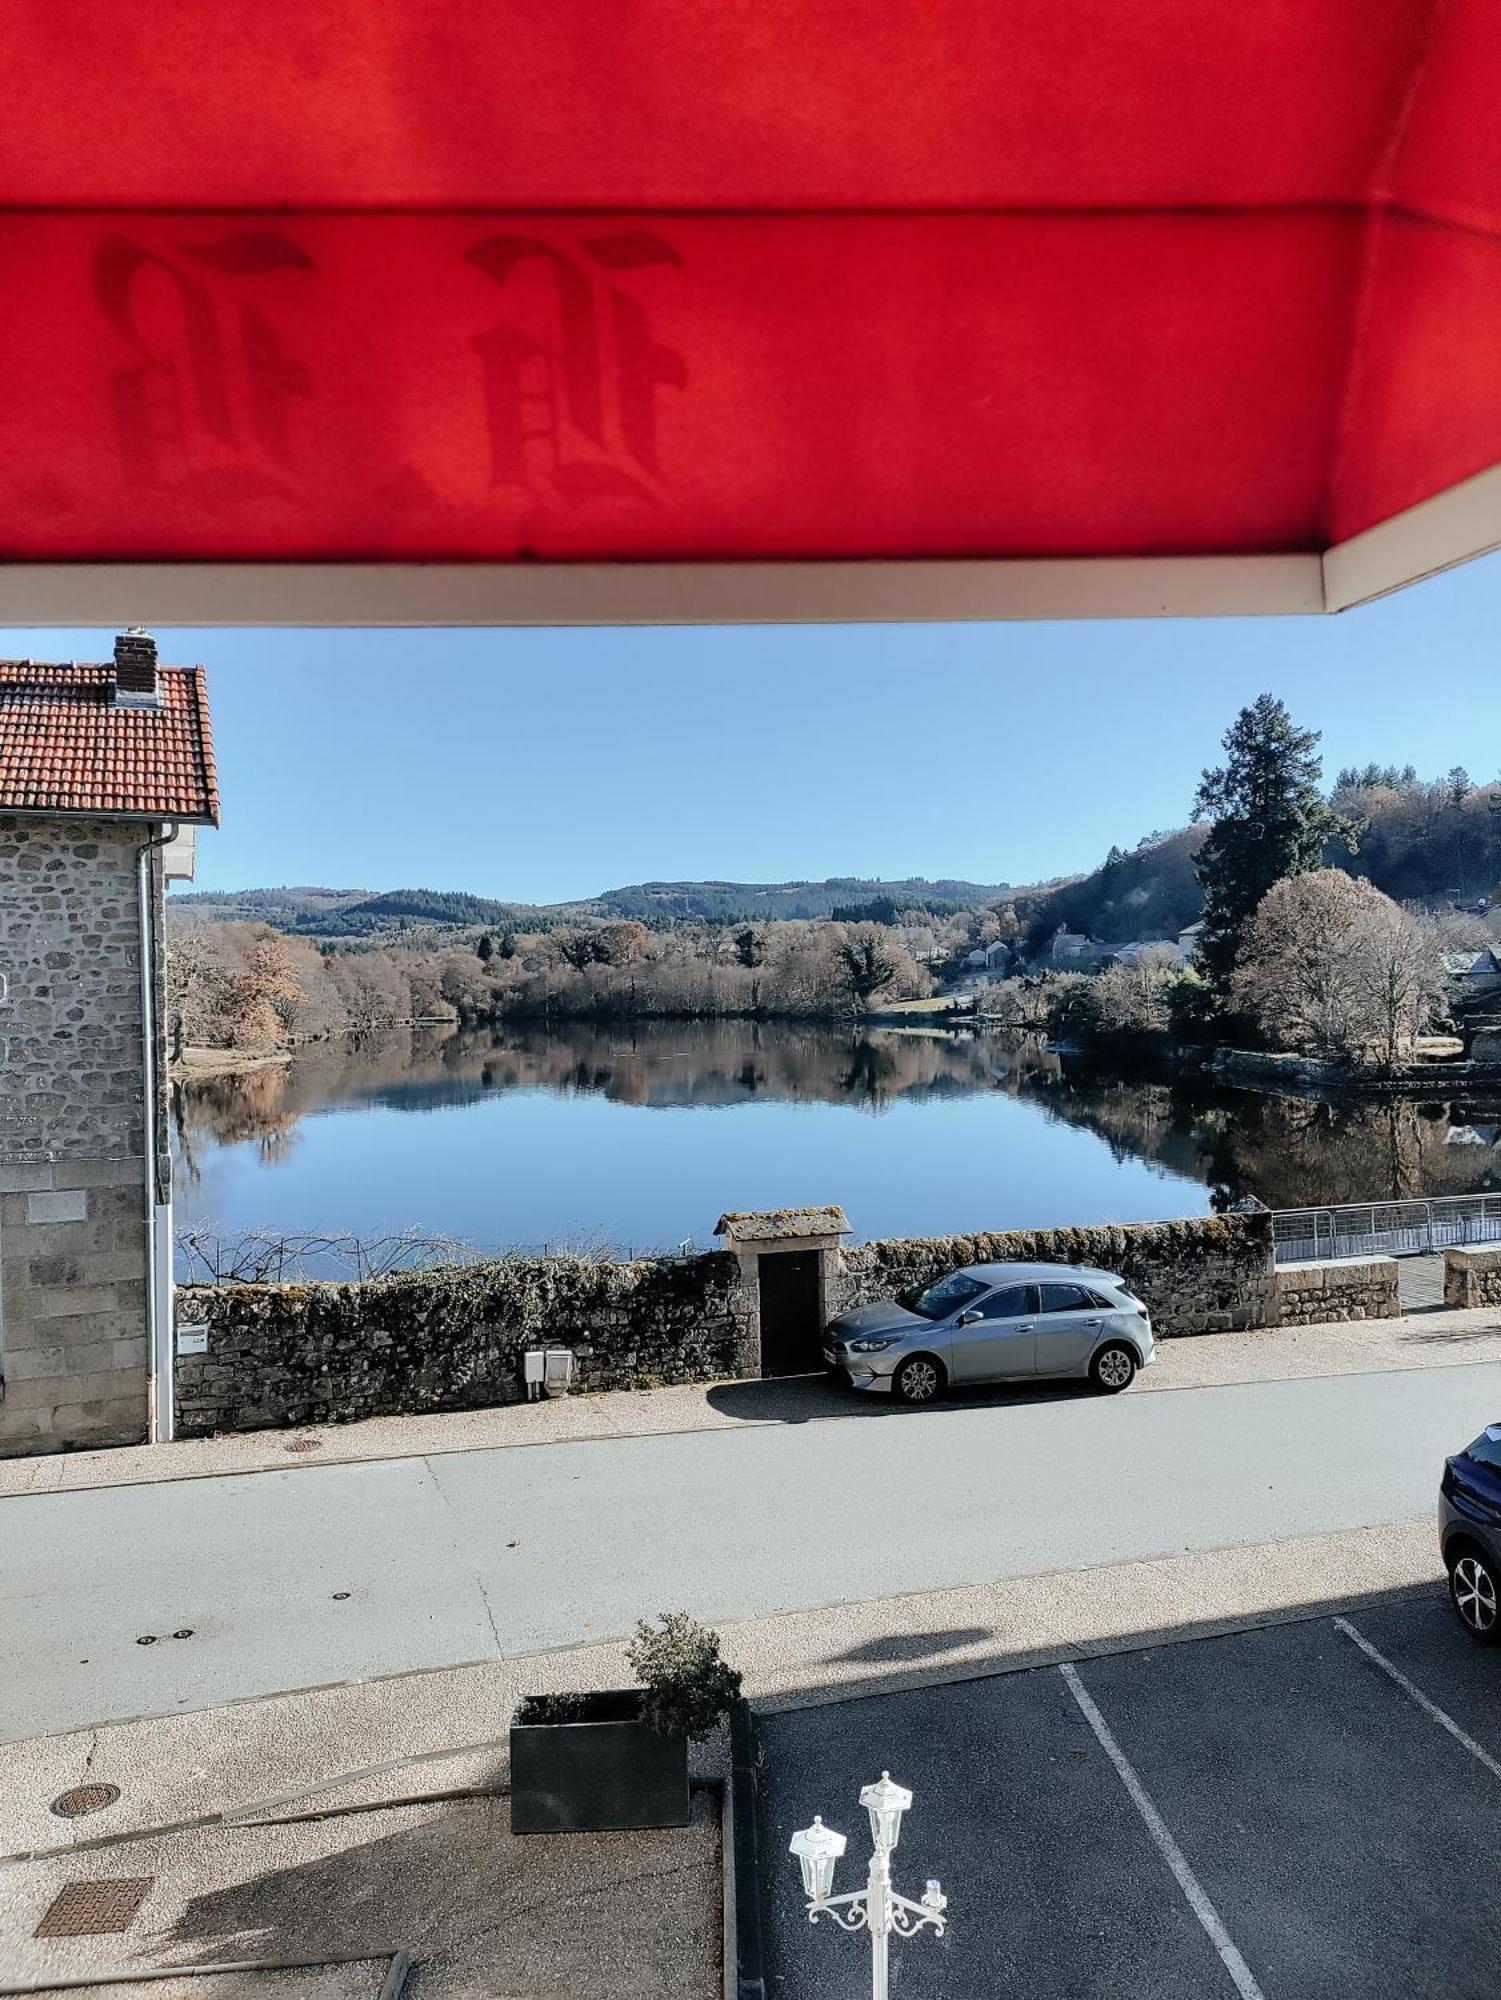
[838,931,898,1003]
[1191,695,1356,1000]
[475,932,495,963]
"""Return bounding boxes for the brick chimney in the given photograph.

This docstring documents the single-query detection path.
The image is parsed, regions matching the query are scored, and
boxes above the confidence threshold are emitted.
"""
[111,629,162,709]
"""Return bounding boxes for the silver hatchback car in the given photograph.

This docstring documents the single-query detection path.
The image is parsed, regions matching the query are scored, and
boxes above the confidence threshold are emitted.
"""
[823,1261,1155,1404]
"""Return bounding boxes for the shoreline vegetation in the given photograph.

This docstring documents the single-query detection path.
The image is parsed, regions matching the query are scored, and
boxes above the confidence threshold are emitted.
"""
[168,698,1499,1094]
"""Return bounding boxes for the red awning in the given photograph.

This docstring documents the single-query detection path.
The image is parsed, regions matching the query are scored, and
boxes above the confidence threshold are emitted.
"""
[3,1,1499,617]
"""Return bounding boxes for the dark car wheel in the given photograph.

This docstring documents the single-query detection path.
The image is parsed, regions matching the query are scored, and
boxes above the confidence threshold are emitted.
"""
[893,1355,945,1405]
[1448,1545,1501,1642]
[1089,1343,1137,1394]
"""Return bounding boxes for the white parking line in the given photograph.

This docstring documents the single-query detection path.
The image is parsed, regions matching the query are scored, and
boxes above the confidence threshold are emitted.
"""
[1332,1616,1501,1781]
[1060,1663,1267,2000]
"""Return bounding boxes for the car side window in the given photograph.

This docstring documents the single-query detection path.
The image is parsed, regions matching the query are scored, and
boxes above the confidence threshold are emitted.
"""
[976,1284,1035,1320]
[1038,1282,1092,1313]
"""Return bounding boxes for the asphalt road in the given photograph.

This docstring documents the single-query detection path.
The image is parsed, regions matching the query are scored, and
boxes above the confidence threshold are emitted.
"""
[756,1592,1501,1998]
[2,1361,1496,1741]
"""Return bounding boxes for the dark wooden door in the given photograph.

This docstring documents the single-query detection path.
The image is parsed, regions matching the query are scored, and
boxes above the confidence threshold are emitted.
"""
[758,1250,823,1376]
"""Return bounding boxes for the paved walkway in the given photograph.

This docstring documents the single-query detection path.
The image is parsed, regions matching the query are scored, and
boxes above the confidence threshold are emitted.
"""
[1397,1251,1449,1312]
[3,1317,1496,1742]
[4,1302,1500,1500]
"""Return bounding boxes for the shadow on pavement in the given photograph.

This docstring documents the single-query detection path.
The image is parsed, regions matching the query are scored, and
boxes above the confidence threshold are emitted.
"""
[829,1625,996,1665]
[756,1578,1449,1718]
[161,1793,720,1998]
[1401,1320,1501,1346]
[703,1373,1095,1425]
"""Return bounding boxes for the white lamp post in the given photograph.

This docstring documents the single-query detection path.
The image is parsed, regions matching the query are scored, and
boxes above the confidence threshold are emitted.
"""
[789,1771,948,2000]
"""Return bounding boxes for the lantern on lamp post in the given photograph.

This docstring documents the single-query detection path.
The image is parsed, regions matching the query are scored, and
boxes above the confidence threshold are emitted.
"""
[789,1771,948,2000]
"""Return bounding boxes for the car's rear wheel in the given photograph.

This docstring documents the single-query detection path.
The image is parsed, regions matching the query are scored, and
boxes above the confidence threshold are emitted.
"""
[1089,1343,1137,1394]
[893,1355,945,1405]
[1448,1545,1501,1642]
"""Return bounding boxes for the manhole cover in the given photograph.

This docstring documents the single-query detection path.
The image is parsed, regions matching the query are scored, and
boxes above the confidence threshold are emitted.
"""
[35,1878,152,1938]
[50,1783,122,1820]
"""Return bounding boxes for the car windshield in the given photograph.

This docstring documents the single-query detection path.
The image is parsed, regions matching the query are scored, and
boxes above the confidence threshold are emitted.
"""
[1464,1425,1501,1475]
[906,1273,988,1321]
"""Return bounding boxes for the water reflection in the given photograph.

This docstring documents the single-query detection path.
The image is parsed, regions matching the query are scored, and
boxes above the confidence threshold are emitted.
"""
[172,1020,1501,1252]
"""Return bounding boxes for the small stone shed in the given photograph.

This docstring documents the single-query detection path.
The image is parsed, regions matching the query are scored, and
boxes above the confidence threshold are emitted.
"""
[0,635,218,1455]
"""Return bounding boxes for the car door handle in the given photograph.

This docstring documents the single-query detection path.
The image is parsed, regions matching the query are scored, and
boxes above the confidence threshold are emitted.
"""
[1085,1318,1101,1326]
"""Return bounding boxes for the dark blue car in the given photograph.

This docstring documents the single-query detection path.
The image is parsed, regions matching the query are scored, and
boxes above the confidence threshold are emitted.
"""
[1439,1423,1501,1643]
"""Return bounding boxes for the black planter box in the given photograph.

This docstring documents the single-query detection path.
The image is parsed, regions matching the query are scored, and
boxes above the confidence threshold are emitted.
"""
[510,1690,690,1834]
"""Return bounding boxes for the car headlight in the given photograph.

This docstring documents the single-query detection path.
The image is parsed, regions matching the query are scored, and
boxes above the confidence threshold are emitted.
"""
[848,1335,900,1353]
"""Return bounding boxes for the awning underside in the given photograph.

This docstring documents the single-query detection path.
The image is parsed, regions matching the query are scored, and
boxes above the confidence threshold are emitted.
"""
[4,0,1499,572]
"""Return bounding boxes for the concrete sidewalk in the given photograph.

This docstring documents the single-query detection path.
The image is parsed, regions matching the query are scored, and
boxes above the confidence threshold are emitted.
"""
[0,1518,1440,1859]
[4,1300,1499,1499]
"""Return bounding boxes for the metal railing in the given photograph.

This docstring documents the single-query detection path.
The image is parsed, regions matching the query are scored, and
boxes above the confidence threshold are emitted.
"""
[1270,1194,1501,1265]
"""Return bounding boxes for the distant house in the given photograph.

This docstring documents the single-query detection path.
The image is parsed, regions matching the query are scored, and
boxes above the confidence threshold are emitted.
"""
[1046,926,1104,972]
[965,939,1011,974]
[1111,939,1185,970]
[1444,949,1501,996]
[0,636,218,1457]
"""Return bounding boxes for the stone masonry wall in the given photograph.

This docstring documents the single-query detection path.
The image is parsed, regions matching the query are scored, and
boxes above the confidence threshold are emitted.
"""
[1273,1257,1400,1326]
[0,816,155,1455]
[834,1214,1276,1336]
[175,1250,754,1435]
[1444,1246,1501,1309]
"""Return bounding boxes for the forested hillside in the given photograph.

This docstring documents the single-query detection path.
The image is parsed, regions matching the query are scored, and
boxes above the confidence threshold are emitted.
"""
[174,874,1010,935]
[1018,770,1501,950]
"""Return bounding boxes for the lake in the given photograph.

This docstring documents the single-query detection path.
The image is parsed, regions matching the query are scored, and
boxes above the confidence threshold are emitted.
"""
[172,1019,1501,1272]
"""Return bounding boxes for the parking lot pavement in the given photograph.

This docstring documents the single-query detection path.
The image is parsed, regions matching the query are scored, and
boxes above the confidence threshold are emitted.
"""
[755,1587,1501,1999]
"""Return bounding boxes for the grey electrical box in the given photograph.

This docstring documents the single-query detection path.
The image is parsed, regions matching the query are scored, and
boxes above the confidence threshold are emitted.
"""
[544,1348,576,1392]
[177,1324,209,1356]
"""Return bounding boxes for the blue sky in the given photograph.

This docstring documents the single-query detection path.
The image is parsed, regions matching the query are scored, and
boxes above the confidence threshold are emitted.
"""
[4,554,1498,904]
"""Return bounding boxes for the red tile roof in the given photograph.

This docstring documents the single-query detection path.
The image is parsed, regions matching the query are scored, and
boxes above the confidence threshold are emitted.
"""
[0,660,219,823]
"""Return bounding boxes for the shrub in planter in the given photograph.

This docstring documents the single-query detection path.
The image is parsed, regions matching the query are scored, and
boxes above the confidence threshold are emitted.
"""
[510,1612,742,1835]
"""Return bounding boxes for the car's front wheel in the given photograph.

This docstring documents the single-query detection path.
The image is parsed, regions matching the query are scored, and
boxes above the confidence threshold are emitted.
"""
[1089,1343,1137,1394]
[1448,1545,1501,1643]
[892,1355,945,1405]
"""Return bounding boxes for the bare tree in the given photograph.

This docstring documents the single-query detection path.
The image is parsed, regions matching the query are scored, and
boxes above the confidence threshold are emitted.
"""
[1233,869,1443,1062]
[1359,904,1448,1064]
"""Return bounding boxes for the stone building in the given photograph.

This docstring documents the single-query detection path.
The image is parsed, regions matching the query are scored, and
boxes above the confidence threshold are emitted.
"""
[0,636,218,1455]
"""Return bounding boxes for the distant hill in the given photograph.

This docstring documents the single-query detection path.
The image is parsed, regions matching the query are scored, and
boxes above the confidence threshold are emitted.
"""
[170,874,1011,936]
[1015,774,1501,956]
[172,885,542,939]
[1019,830,1208,950]
[169,885,375,927]
[592,877,1009,922]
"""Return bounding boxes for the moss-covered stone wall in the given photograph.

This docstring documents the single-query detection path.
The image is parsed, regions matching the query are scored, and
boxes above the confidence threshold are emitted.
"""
[835,1214,1276,1336]
[175,1250,754,1436]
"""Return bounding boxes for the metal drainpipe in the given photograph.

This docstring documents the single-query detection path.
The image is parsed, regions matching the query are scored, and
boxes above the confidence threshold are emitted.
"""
[139,821,178,1444]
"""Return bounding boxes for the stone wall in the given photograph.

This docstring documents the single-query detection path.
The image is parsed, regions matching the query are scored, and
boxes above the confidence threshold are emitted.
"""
[1273,1256,1400,1325]
[0,816,158,1455]
[1444,1246,1501,1309]
[175,1250,755,1436]
[835,1214,1276,1336]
